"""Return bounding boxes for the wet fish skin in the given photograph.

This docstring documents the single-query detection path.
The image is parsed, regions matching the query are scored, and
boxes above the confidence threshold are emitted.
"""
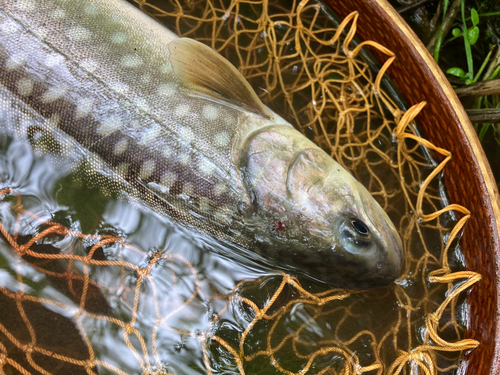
[0,0,403,289]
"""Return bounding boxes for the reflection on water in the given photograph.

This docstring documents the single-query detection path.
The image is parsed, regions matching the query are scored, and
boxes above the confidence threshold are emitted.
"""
[0,134,269,374]
[0,131,466,373]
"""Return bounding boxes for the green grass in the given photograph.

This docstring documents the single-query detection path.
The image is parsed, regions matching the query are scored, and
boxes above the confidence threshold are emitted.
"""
[389,0,500,184]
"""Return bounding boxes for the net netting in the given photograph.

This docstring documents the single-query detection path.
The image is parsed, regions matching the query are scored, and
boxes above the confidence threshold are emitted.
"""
[0,0,482,374]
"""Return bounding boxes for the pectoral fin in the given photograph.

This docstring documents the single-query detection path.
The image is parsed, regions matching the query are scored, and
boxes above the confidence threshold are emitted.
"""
[168,38,271,119]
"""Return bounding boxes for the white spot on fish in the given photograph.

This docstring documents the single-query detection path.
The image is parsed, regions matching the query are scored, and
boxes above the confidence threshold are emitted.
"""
[47,114,61,129]
[162,145,173,159]
[17,78,34,96]
[133,98,150,112]
[67,26,92,41]
[45,53,65,68]
[42,86,68,103]
[179,152,191,166]
[75,98,94,119]
[121,54,143,68]
[116,162,129,176]
[214,131,230,147]
[114,138,128,156]
[202,105,218,121]
[214,182,227,195]
[139,125,162,146]
[110,14,125,24]
[178,126,194,142]
[140,74,151,84]
[140,160,156,179]
[199,197,211,211]
[160,62,173,74]
[109,81,129,95]
[52,9,66,19]
[98,116,122,136]
[14,0,35,11]
[198,158,216,176]
[160,171,176,188]
[111,31,128,44]
[214,207,231,225]
[83,4,98,15]
[157,83,176,97]
[5,54,25,71]
[175,104,191,118]
[61,140,76,157]
[80,59,98,73]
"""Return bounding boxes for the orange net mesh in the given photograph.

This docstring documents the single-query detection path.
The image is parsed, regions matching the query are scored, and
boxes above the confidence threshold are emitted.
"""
[0,0,481,374]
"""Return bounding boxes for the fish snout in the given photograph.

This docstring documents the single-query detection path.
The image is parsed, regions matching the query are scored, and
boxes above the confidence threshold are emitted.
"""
[361,197,404,281]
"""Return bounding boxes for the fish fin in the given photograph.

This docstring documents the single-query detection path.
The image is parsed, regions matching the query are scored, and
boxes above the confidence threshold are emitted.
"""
[168,38,272,119]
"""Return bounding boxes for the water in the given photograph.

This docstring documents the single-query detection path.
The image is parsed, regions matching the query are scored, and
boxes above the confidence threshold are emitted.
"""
[0,0,473,374]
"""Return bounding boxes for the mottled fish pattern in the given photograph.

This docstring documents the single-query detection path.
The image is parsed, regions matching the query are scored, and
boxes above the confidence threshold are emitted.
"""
[0,0,403,289]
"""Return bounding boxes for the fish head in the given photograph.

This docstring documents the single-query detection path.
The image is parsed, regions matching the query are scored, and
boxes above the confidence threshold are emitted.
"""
[240,125,403,289]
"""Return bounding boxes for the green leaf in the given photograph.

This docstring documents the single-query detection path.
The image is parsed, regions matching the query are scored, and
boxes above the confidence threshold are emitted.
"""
[446,67,466,78]
[471,8,479,26]
[452,27,463,37]
[468,26,480,45]
[478,123,491,141]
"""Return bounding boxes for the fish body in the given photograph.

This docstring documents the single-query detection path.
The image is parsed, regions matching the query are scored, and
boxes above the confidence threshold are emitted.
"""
[0,0,403,289]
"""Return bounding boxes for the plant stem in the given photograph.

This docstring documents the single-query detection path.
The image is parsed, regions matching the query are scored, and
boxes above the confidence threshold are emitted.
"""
[427,0,461,60]
[472,47,495,83]
[461,0,474,81]
[484,45,500,80]
[430,0,443,32]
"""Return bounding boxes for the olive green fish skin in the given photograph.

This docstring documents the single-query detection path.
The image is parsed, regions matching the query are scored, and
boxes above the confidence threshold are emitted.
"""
[0,0,403,289]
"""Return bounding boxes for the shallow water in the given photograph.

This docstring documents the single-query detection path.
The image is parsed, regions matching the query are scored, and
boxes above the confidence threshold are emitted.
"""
[0,0,471,374]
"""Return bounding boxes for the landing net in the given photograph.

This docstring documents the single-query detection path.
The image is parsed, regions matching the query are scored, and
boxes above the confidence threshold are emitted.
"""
[0,0,481,374]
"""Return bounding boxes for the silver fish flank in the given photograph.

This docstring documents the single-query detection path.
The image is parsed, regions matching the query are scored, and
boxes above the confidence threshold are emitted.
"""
[0,0,403,289]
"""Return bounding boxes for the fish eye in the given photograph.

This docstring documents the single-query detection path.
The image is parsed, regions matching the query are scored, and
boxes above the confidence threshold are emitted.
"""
[350,219,369,236]
[339,218,373,254]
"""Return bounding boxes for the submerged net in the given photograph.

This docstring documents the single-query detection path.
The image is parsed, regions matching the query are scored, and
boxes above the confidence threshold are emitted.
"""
[0,0,482,374]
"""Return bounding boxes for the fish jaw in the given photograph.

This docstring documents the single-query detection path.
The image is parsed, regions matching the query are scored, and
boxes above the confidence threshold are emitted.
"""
[238,125,404,289]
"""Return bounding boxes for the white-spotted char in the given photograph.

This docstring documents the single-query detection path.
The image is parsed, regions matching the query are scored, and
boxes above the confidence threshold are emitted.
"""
[0,0,403,289]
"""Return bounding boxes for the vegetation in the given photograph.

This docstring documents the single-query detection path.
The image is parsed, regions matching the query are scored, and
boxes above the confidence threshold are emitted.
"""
[389,0,500,184]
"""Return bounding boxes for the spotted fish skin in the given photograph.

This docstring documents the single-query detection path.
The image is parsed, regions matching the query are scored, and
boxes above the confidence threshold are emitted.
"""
[0,0,403,289]
[0,0,255,239]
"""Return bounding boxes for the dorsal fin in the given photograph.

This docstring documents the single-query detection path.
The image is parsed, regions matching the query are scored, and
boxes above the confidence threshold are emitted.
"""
[168,38,272,119]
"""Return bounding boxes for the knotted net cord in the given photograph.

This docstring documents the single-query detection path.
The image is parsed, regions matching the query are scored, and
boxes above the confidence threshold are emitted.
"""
[0,0,481,374]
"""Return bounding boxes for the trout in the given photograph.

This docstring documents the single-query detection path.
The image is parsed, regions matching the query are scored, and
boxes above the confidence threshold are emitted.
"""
[0,0,403,289]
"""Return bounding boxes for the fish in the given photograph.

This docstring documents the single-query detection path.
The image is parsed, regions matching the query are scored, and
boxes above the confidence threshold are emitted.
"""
[0,0,403,289]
